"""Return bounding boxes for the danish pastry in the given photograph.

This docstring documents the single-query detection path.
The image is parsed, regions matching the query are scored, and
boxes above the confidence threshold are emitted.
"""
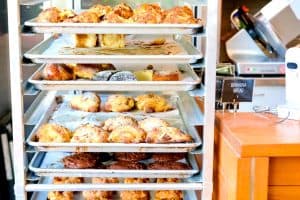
[71,124,109,143]
[103,115,138,132]
[36,123,72,143]
[146,127,193,143]
[135,94,173,113]
[104,95,135,112]
[108,125,146,143]
[70,92,101,112]
[138,117,169,133]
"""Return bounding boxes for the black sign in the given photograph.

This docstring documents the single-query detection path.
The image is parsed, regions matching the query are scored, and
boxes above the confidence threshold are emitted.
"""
[220,79,254,103]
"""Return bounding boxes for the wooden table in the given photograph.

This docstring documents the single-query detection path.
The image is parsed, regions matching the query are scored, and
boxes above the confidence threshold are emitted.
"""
[214,112,300,200]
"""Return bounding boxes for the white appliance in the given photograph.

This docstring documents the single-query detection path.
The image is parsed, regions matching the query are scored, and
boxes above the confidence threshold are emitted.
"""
[278,47,300,120]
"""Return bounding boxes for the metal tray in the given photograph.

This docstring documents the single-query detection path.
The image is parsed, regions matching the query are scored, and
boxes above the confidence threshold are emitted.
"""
[25,18,204,35]
[26,94,202,152]
[29,152,199,178]
[24,35,203,64]
[28,64,201,91]
[27,176,203,192]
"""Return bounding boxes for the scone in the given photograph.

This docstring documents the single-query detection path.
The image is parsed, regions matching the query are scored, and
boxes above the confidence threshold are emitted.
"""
[113,3,133,19]
[88,4,112,18]
[42,64,73,81]
[62,153,102,169]
[48,177,83,200]
[107,161,146,170]
[99,34,125,48]
[108,125,146,143]
[148,162,191,170]
[138,117,169,133]
[114,152,149,162]
[82,177,118,200]
[36,123,72,143]
[131,3,163,24]
[163,6,197,24]
[154,178,183,200]
[135,94,173,113]
[104,95,135,112]
[152,153,186,162]
[70,93,101,112]
[103,115,138,132]
[37,7,76,23]
[120,178,150,200]
[71,124,109,143]
[146,127,193,144]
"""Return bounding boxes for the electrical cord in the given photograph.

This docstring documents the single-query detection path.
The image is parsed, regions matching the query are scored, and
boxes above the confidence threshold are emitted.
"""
[252,105,290,124]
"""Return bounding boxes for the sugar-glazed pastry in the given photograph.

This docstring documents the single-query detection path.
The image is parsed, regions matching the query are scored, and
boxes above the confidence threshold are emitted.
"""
[109,125,146,143]
[71,124,109,143]
[104,95,135,112]
[146,127,193,143]
[135,94,173,113]
[103,115,138,132]
[36,123,72,143]
[70,92,101,112]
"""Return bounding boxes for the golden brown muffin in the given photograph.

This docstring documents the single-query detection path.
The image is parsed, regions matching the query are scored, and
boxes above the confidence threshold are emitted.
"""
[71,124,109,143]
[36,123,72,143]
[131,3,163,24]
[70,93,101,113]
[152,70,180,81]
[48,177,83,200]
[135,94,173,113]
[146,127,193,144]
[37,7,62,23]
[114,152,149,162]
[88,4,112,18]
[62,153,101,169]
[120,178,150,200]
[99,34,125,48]
[148,161,191,170]
[103,116,138,132]
[69,64,102,79]
[82,178,119,200]
[138,117,170,133]
[152,153,186,162]
[42,64,73,81]
[73,34,97,48]
[154,178,183,200]
[104,95,135,112]
[109,125,146,143]
[163,6,197,24]
[113,3,133,19]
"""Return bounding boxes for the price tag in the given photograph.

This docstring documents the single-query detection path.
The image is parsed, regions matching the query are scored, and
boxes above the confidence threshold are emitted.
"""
[220,79,254,103]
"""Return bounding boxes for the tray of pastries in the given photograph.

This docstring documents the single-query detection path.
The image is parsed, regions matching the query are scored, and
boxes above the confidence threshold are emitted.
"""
[24,35,202,64]
[26,93,201,152]
[25,2,204,35]
[29,176,200,200]
[28,63,201,91]
[29,152,199,178]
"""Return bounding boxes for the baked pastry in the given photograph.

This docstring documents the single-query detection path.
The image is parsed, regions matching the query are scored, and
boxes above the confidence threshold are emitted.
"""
[107,161,146,170]
[48,177,83,200]
[135,94,173,113]
[152,70,180,81]
[148,161,191,170]
[114,152,149,162]
[113,3,134,19]
[120,178,150,200]
[138,117,170,133]
[37,7,75,23]
[93,70,137,81]
[103,115,138,132]
[146,127,193,143]
[109,125,146,143]
[88,4,112,18]
[36,123,72,143]
[71,124,109,143]
[163,6,197,24]
[68,11,100,23]
[152,153,186,162]
[154,178,183,200]
[62,153,102,169]
[70,92,101,112]
[132,3,163,24]
[70,64,102,80]
[42,64,73,81]
[99,34,125,48]
[73,34,97,48]
[104,95,135,112]
[82,177,118,200]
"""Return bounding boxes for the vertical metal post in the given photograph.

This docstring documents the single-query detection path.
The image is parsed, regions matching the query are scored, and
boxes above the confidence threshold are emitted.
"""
[202,0,221,199]
[7,0,26,200]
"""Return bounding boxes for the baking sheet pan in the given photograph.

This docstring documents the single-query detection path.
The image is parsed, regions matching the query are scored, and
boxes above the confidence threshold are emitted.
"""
[24,35,203,64]
[29,152,199,178]
[28,64,201,91]
[26,95,202,152]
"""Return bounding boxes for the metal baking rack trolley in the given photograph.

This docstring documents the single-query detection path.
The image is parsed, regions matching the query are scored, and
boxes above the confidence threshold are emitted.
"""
[8,0,219,199]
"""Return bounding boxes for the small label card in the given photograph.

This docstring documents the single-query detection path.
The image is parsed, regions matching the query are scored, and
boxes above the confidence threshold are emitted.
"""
[220,79,254,103]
